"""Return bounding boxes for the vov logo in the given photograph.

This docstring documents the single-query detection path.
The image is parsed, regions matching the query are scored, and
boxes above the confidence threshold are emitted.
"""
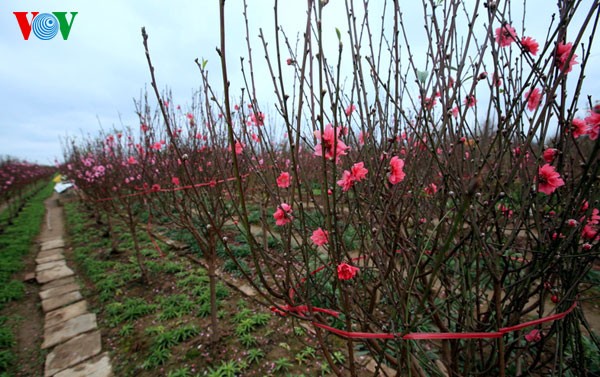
[13,12,78,40]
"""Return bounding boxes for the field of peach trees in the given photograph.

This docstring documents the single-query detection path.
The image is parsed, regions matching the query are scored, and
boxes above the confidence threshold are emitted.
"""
[3,0,600,376]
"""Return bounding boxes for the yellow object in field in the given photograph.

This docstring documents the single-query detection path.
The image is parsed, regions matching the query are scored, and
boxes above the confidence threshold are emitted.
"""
[53,174,62,183]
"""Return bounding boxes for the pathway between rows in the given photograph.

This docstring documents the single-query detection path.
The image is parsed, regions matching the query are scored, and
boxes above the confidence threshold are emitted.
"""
[35,192,113,377]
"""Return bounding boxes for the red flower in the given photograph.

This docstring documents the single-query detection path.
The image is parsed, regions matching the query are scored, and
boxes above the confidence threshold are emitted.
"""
[424,183,437,195]
[451,106,459,118]
[234,141,245,155]
[276,172,291,188]
[250,112,265,126]
[350,162,368,181]
[495,24,517,47]
[273,203,293,226]
[310,228,329,246]
[314,123,349,163]
[464,95,477,108]
[590,208,600,225]
[537,164,565,195]
[492,72,503,87]
[358,131,367,146]
[521,36,539,55]
[127,156,137,165]
[571,118,589,138]
[585,111,600,140]
[388,156,406,185]
[337,263,359,280]
[151,184,161,192]
[286,58,294,66]
[345,104,356,116]
[581,208,599,241]
[337,170,354,192]
[337,160,368,192]
[171,177,180,186]
[498,204,513,218]
[582,224,598,241]
[556,42,578,73]
[543,148,558,163]
[524,88,542,111]
[525,329,542,342]
[422,96,437,110]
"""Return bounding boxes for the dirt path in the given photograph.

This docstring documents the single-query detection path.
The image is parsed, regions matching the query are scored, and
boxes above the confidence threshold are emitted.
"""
[32,192,114,377]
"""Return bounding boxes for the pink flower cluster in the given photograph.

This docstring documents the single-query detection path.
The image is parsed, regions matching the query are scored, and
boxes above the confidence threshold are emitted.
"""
[556,42,579,73]
[273,203,293,226]
[581,208,599,242]
[388,156,406,185]
[314,124,349,163]
[571,108,599,140]
[337,162,368,192]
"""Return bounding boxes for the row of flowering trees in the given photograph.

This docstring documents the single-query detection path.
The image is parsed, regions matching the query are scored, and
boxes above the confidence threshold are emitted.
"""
[0,157,54,232]
[62,0,599,376]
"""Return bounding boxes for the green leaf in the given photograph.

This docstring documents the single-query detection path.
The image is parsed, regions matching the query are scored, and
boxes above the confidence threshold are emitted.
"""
[335,28,341,41]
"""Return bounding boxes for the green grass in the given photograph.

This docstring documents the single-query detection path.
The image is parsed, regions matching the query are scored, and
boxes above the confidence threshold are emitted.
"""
[142,324,200,369]
[105,297,157,327]
[157,294,194,321]
[0,180,49,227]
[245,348,265,365]
[63,197,338,376]
[0,181,53,374]
[295,346,316,364]
[206,360,245,377]
[166,367,193,377]
[239,333,258,348]
[234,313,270,336]
[273,357,293,373]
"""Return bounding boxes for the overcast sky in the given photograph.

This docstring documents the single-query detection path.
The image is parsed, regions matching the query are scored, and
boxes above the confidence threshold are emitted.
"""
[1,1,598,165]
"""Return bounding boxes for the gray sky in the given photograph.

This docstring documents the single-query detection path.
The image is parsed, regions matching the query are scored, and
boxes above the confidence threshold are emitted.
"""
[1,1,598,164]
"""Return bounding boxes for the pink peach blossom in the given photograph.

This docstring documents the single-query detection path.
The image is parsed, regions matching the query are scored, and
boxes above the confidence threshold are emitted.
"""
[543,148,558,163]
[538,164,565,195]
[495,24,517,47]
[276,172,291,188]
[521,36,539,55]
[337,170,354,192]
[314,123,349,163]
[525,88,542,111]
[556,42,578,73]
[571,118,589,138]
[388,156,406,185]
[311,228,329,246]
[273,203,293,226]
[337,263,359,280]
[525,329,542,342]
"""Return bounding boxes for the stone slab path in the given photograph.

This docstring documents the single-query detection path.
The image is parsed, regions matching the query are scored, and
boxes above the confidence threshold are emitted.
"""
[36,193,113,377]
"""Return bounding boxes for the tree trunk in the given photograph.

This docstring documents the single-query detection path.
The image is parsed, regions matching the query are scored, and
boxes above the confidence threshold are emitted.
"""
[208,230,219,342]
